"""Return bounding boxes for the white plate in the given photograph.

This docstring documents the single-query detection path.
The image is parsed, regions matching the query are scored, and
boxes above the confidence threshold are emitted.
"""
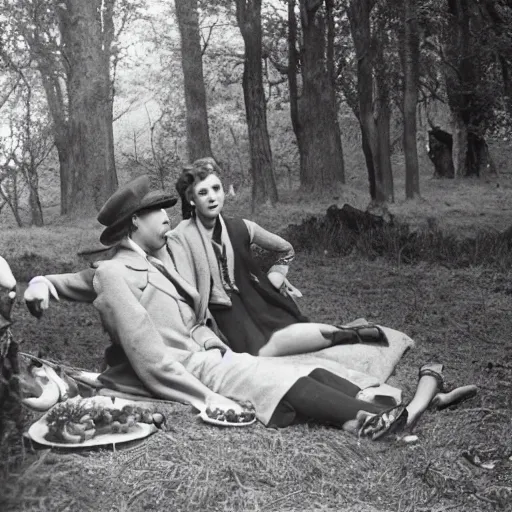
[28,418,157,448]
[27,396,158,448]
[198,410,256,427]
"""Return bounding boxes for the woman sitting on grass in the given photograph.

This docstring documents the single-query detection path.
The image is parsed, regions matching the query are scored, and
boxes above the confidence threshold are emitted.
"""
[169,157,385,357]
[22,177,476,439]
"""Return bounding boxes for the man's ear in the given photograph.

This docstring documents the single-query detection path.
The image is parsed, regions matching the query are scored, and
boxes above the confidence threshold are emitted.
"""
[132,214,139,229]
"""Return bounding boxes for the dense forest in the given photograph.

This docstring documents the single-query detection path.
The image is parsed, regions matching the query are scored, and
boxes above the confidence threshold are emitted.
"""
[0,0,511,225]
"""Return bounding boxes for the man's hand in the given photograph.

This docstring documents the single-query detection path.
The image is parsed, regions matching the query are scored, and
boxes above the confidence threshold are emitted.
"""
[24,276,59,318]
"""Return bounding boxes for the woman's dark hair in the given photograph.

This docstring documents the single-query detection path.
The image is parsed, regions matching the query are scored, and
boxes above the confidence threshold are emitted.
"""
[175,157,222,219]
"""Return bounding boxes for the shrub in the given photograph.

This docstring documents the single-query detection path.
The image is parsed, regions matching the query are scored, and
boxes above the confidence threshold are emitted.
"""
[281,205,512,270]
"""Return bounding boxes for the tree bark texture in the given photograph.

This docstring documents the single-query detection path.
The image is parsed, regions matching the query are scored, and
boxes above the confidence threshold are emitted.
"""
[26,173,44,226]
[36,56,73,214]
[403,0,420,198]
[56,0,118,214]
[0,178,23,227]
[348,0,393,203]
[287,0,305,184]
[30,0,117,214]
[24,86,44,226]
[175,0,213,162]
[443,0,494,177]
[296,0,344,190]
[337,71,376,199]
[235,0,278,207]
[373,30,394,203]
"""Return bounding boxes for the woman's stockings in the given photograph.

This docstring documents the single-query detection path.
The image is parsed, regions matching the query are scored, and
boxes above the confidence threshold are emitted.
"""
[278,369,386,427]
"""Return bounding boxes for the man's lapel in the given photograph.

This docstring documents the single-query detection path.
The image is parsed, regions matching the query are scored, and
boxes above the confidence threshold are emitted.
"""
[118,242,201,314]
[149,251,202,317]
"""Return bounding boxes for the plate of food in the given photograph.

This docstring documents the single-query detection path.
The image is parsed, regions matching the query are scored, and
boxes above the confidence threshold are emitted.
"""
[198,404,257,427]
[27,396,163,448]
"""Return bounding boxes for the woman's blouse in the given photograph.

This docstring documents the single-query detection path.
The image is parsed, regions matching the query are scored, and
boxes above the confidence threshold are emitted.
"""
[243,219,295,276]
[200,217,295,295]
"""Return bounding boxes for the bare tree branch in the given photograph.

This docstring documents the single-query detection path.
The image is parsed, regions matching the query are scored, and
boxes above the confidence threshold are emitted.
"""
[201,17,218,56]
[0,77,21,111]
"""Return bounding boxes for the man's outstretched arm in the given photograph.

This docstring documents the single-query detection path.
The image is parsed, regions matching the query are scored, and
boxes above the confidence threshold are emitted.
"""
[24,268,97,317]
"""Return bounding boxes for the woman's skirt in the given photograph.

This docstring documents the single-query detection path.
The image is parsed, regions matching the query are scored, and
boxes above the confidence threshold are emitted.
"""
[210,289,300,355]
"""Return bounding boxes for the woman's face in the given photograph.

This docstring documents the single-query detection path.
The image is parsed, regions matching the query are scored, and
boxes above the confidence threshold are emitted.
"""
[192,174,225,222]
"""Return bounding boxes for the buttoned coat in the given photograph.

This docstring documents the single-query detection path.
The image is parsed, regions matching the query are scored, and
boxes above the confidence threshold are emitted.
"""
[47,241,383,425]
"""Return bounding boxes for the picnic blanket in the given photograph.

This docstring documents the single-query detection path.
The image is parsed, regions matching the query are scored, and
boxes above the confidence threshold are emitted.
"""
[19,320,413,412]
[297,319,415,384]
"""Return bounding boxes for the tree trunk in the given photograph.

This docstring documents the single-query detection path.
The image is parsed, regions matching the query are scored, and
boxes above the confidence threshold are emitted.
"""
[287,0,305,184]
[348,0,394,203]
[403,0,420,198]
[56,0,117,214]
[0,179,23,228]
[175,0,213,162]
[361,126,377,200]
[26,173,44,226]
[297,0,344,190]
[375,94,394,202]
[372,10,393,203]
[36,62,73,214]
[348,0,383,202]
[499,56,512,119]
[466,132,496,176]
[338,67,376,199]
[235,0,278,208]
[443,0,492,177]
[374,40,394,203]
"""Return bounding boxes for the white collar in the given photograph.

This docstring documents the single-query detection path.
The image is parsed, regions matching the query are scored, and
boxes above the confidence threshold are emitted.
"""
[127,236,169,267]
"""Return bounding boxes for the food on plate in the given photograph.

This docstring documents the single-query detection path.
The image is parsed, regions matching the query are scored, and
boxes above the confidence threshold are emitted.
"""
[44,397,165,444]
[203,400,256,424]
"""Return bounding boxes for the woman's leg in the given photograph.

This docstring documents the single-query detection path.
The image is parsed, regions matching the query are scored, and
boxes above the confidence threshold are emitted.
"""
[307,368,361,397]
[276,374,387,428]
[258,323,340,357]
[403,363,444,429]
[358,363,446,439]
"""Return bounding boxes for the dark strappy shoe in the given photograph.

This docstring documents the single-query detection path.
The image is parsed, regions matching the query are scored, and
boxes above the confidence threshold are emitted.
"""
[358,404,409,441]
[328,324,389,346]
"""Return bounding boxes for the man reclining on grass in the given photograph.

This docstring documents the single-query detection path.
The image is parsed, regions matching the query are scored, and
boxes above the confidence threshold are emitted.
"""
[22,177,477,439]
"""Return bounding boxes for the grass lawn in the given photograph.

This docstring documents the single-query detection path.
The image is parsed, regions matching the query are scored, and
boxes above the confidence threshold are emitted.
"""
[1,171,512,511]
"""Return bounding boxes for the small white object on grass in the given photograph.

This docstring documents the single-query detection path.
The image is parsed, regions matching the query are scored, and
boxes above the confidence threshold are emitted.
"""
[401,434,419,444]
